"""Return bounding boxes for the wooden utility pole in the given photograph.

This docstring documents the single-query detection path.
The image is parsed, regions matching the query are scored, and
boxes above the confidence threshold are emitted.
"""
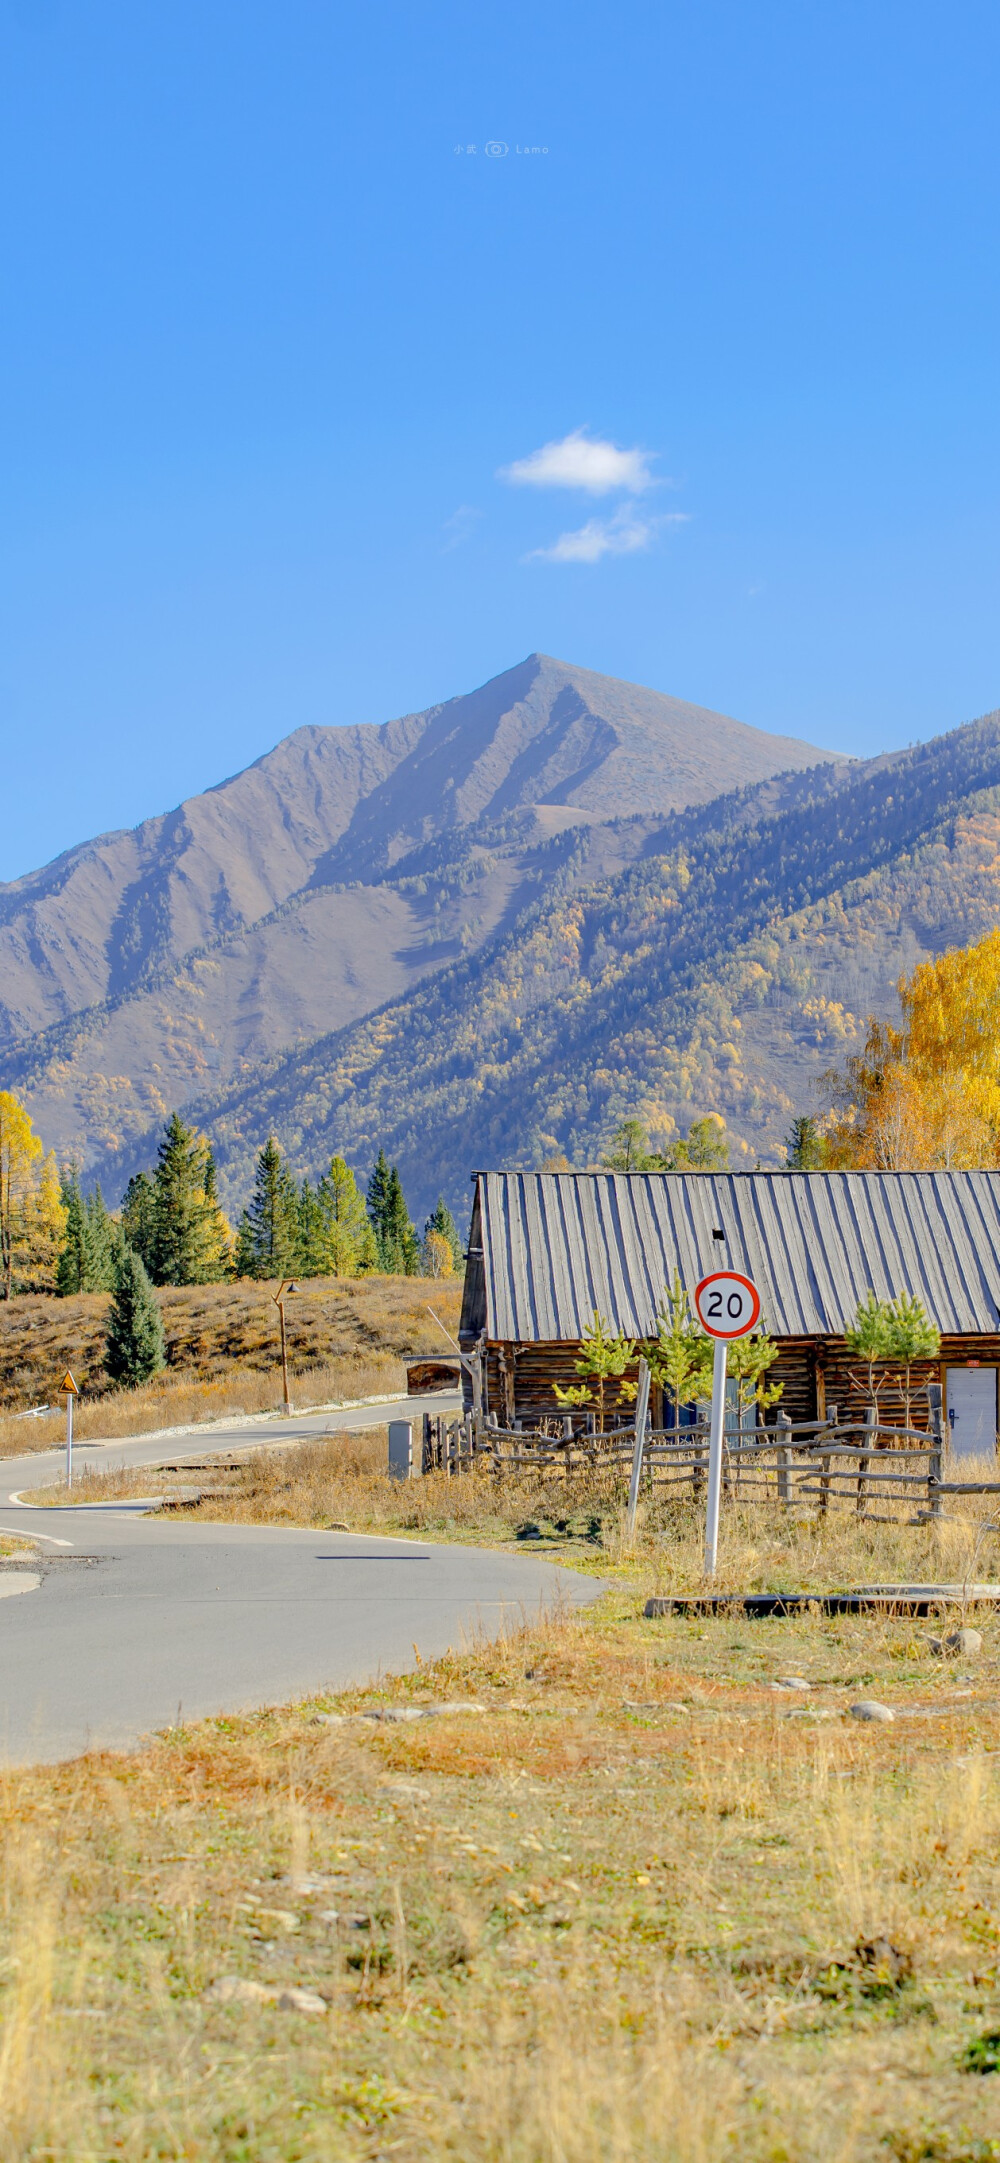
[272,1282,297,1415]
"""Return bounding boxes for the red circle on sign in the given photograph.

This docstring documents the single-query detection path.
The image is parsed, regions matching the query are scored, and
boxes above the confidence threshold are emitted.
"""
[694,1270,761,1339]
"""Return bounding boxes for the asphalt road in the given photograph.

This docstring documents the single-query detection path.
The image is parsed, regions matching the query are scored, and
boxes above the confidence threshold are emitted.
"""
[0,1395,600,1766]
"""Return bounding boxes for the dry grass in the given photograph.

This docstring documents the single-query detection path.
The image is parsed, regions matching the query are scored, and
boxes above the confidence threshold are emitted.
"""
[1,1564,1000,2160]
[0,1276,463,1457]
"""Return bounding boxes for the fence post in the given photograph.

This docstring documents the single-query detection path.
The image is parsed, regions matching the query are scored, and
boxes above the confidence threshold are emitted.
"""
[927,1381,944,1523]
[776,1409,792,1507]
[625,1358,651,1542]
[818,1426,832,1517]
[856,1406,874,1517]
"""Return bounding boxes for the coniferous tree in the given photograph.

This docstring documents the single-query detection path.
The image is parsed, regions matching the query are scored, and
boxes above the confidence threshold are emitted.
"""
[317,1155,373,1275]
[234,1211,256,1280]
[104,1248,167,1387]
[785,1115,826,1169]
[365,1148,393,1259]
[83,1185,119,1291]
[56,1175,118,1294]
[121,1172,158,1275]
[242,1135,300,1278]
[381,1166,420,1274]
[56,1170,87,1296]
[423,1196,463,1272]
[296,1178,327,1277]
[149,1114,231,1286]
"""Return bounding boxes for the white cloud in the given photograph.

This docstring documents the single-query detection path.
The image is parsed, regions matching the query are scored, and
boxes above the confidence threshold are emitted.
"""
[441,504,483,551]
[499,427,655,496]
[527,505,687,565]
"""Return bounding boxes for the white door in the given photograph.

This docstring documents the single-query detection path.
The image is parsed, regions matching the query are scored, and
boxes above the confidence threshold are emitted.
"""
[946,1368,998,1458]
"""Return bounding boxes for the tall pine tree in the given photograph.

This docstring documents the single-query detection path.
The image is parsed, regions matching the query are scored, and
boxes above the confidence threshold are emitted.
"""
[365,1148,392,1258]
[56,1174,119,1294]
[149,1115,231,1286]
[381,1166,420,1274]
[121,1172,158,1274]
[238,1135,300,1278]
[317,1155,374,1276]
[56,1170,87,1296]
[296,1178,326,1276]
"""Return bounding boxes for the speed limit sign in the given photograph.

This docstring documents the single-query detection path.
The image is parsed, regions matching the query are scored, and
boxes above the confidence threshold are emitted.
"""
[695,1268,763,1578]
[694,1270,761,1340]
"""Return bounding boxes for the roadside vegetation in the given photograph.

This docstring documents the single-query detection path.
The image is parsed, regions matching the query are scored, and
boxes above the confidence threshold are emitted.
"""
[0,1277,462,1456]
[21,1431,1000,1593]
[0,1560,999,2160]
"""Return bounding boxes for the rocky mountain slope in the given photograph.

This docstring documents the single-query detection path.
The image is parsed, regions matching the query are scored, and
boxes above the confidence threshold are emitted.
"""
[0,655,836,1164]
[94,708,1000,1222]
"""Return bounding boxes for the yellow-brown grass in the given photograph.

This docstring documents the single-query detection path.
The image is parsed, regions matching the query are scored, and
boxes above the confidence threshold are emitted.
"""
[0,1572,999,2159]
[0,1276,462,1456]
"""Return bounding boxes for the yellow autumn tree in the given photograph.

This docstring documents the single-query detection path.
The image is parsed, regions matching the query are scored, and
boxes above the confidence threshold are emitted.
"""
[0,1095,66,1297]
[826,928,1000,1169]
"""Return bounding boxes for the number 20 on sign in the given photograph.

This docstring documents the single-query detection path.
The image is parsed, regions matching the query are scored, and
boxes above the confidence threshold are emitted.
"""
[694,1271,761,1578]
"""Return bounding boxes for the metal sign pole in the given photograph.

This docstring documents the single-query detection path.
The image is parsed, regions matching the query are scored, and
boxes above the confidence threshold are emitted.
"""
[625,1357,652,1541]
[694,1270,760,1581]
[66,1387,74,1491]
[704,1337,728,1577]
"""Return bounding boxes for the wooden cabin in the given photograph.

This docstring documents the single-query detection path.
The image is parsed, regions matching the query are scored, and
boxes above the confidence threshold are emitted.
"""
[459,1170,1000,1455]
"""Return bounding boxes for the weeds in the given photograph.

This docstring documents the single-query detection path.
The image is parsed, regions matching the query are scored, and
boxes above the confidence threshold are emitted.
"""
[0,1590,997,2157]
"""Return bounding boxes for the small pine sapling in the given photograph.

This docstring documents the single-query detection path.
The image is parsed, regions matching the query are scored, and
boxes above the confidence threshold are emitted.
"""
[726,1329,784,1424]
[553,1309,636,1429]
[882,1290,940,1430]
[644,1269,714,1426]
[845,1291,893,1414]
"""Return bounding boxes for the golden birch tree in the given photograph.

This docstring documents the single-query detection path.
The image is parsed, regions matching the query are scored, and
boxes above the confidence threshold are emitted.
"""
[0,1094,66,1297]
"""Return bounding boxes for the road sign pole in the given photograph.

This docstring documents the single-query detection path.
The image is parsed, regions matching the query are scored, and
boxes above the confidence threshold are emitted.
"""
[704,1336,729,1578]
[66,1387,73,1490]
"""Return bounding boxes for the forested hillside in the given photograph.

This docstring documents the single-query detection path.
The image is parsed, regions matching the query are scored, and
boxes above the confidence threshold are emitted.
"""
[0,653,833,1169]
[91,709,1000,1220]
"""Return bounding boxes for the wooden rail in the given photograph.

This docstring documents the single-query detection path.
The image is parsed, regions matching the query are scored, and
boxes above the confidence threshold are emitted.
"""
[421,1405,1000,1520]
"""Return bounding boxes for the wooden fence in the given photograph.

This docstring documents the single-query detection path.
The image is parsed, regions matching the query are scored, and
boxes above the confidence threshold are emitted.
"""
[422,1407,1000,1523]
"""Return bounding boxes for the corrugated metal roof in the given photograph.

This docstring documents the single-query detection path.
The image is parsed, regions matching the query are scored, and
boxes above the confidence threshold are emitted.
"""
[475,1171,1000,1340]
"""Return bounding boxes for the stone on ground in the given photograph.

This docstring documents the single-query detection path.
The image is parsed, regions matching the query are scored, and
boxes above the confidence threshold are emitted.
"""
[929,1627,983,1657]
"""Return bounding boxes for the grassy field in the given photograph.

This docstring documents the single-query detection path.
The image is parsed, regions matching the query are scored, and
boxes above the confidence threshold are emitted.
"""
[12,1432,1000,2157]
[0,1277,462,1457]
[1,1549,999,2161]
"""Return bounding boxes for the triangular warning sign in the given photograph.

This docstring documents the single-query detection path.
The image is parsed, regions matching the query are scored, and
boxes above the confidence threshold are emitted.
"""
[58,1370,79,1395]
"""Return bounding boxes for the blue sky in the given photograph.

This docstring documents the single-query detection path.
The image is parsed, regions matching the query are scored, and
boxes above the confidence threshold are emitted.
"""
[2,0,999,877]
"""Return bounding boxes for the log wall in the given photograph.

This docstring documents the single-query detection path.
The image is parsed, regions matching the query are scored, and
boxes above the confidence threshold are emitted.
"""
[473,1332,1000,1432]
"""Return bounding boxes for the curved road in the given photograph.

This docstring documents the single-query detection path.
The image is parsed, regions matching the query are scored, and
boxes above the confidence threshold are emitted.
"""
[0,1395,600,1766]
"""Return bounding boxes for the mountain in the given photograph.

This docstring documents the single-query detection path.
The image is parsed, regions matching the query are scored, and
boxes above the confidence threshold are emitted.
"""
[90,707,1000,1223]
[0,655,837,1166]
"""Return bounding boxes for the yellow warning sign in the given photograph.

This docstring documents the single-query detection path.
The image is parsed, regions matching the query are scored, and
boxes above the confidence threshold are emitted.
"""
[58,1371,80,1396]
